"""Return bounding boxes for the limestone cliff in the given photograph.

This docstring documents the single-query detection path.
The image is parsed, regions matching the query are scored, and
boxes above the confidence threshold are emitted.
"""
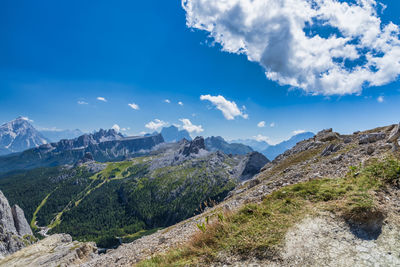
[0,191,34,258]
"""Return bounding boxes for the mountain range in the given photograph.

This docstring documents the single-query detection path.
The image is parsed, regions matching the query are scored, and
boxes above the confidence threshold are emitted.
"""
[233,131,315,160]
[0,129,164,173]
[0,117,313,174]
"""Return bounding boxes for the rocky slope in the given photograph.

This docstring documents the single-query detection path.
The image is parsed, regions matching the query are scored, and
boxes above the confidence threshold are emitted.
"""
[80,123,400,266]
[0,130,164,173]
[0,191,34,259]
[0,117,48,156]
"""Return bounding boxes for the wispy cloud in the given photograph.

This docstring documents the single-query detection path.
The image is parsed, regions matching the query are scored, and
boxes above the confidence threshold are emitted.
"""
[78,101,88,105]
[128,103,140,110]
[184,0,400,95]
[164,99,171,104]
[270,122,275,128]
[200,94,247,120]
[179,118,204,133]
[178,101,184,106]
[97,97,107,102]
[145,119,168,131]
[253,134,271,143]
[377,96,384,103]
[257,121,266,128]
[293,130,306,135]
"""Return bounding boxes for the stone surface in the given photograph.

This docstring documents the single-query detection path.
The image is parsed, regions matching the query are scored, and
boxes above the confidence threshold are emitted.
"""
[0,191,17,235]
[359,132,386,144]
[11,205,33,237]
[0,234,97,267]
[388,123,400,143]
[0,191,33,258]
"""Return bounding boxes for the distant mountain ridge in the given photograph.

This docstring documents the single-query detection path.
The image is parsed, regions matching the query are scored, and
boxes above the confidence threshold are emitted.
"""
[0,129,164,173]
[261,132,315,160]
[160,126,191,142]
[232,132,315,160]
[0,117,48,156]
[205,136,253,155]
[40,129,84,142]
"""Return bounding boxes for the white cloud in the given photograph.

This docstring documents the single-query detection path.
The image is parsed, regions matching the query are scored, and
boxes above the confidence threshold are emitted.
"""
[377,96,384,103]
[97,97,107,102]
[293,130,306,135]
[145,119,168,131]
[200,94,248,120]
[128,103,140,110]
[253,134,271,143]
[164,99,171,103]
[179,118,204,133]
[112,124,120,132]
[257,121,266,128]
[270,122,276,128]
[178,101,184,106]
[78,101,88,105]
[183,0,400,95]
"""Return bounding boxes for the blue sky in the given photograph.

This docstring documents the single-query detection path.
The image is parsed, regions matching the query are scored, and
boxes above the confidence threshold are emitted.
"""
[1,0,400,144]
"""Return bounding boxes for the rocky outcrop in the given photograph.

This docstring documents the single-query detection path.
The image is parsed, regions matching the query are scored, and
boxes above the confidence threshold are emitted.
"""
[238,152,270,181]
[11,205,32,237]
[359,132,386,144]
[0,191,33,258]
[0,234,97,267]
[180,136,205,156]
[388,123,400,143]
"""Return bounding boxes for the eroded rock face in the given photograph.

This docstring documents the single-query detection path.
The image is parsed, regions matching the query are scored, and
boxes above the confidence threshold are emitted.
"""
[0,191,17,236]
[0,191,33,258]
[0,234,97,267]
[359,133,386,145]
[239,152,270,181]
[11,205,32,237]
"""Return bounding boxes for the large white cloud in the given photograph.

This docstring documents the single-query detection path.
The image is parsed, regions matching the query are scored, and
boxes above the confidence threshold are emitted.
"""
[145,119,168,131]
[183,0,400,95]
[200,94,248,120]
[179,118,204,133]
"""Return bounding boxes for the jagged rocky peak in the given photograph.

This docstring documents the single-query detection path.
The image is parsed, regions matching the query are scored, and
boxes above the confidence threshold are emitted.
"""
[239,152,270,181]
[179,136,206,156]
[0,190,34,258]
[0,116,48,155]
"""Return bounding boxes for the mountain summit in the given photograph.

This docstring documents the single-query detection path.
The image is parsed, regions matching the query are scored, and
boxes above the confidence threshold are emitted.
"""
[0,117,48,156]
